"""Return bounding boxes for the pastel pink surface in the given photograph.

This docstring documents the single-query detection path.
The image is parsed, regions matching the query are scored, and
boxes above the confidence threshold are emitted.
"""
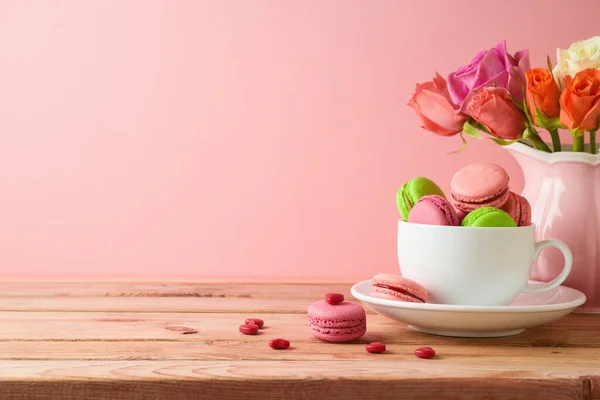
[307,300,366,342]
[2,0,598,278]
[500,191,532,226]
[408,195,458,226]
[370,273,428,303]
[450,163,510,211]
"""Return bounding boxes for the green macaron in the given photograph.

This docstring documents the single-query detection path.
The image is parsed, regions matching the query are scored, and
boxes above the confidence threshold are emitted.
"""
[461,207,517,227]
[396,177,445,221]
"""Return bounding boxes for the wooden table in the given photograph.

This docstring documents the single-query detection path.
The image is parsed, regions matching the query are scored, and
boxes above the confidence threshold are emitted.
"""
[0,278,598,399]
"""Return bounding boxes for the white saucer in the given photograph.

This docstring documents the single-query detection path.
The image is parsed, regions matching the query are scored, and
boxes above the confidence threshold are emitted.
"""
[350,280,586,338]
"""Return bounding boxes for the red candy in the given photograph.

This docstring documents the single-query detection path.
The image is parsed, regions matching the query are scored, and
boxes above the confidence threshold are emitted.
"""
[414,347,435,359]
[239,323,259,335]
[365,342,386,353]
[269,338,290,349]
[325,292,345,305]
[245,318,264,328]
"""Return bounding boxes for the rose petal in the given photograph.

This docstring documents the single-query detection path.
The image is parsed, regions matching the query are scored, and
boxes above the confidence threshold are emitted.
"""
[418,114,460,136]
[514,49,530,71]
[459,70,510,114]
[580,98,600,130]
[468,87,525,140]
[473,48,508,89]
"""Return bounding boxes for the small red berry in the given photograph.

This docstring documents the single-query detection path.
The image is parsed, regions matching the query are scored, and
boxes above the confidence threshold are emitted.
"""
[366,342,386,353]
[245,318,264,328]
[325,292,344,305]
[239,324,259,335]
[269,338,290,349]
[414,347,435,359]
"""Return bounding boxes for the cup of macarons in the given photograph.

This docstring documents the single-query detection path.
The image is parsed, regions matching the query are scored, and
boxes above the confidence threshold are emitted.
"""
[393,162,573,307]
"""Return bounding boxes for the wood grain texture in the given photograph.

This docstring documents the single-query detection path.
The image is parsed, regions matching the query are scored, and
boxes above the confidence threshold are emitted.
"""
[0,361,596,400]
[0,312,598,347]
[0,279,598,399]
[0,281,355,298]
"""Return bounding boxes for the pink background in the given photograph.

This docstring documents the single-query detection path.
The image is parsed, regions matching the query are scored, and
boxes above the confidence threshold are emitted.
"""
[0,0,598,277]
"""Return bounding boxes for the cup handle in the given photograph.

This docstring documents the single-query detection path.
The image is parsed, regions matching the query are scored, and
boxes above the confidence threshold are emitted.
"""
[523,239,573,293]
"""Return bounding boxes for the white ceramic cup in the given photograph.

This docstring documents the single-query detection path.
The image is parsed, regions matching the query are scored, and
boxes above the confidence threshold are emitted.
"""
[397,221,573,306]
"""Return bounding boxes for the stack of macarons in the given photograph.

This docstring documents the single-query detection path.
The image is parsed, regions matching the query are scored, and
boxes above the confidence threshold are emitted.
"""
[396,162,531,227]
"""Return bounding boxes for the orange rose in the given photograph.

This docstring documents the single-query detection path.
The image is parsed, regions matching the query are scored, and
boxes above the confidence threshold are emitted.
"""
[525,68,560,126]
[560,68,600,131]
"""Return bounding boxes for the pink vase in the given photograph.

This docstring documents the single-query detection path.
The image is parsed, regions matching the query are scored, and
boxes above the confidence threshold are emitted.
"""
[507,142,600,313]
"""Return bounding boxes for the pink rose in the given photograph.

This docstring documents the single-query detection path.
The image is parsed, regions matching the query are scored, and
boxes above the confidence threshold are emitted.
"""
[408,72,467,136]
[467,87,526,140]
[447,41,530,114]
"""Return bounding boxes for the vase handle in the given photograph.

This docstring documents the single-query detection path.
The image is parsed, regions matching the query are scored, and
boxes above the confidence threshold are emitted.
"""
[524,239,573,293]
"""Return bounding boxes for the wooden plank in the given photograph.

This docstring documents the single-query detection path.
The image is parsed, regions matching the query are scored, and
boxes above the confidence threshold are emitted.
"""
[0,281,355,298]
[0,281,358,312]
[0,361,595,400]
[0,276,360,283]
[0,280,597,399]
[0,312,598,348]
[3,341,600,362]
[0,296,329,313]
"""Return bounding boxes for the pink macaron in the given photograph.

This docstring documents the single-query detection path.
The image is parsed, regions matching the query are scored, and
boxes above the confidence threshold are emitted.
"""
[500,191,531,226]
[450,162,510,212]
[307,299,366,342]
[370,273,428,303]
[408,195,459,226]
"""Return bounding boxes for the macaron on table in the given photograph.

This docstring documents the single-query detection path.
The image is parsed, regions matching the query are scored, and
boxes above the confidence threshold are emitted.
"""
[308,297,367,341]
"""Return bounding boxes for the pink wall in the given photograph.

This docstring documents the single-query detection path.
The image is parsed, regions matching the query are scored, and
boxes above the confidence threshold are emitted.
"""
[0,0,598,277]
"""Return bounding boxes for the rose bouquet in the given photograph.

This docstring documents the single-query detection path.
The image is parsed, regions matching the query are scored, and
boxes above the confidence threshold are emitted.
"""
[409,37,600,154]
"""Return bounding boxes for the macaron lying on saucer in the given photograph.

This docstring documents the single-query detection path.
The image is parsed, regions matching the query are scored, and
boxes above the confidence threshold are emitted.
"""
[370,273,428,303]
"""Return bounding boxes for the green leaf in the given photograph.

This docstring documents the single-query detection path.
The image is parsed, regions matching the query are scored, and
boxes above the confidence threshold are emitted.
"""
[547,55,554,78]
[489,137,518,146]
[534,107,563,129]
[522,104,534,126]
[570,128,584,138]
[522,125,532,140]
[469,119,490,133]
[449,131,468,154]
[507,93,526,112]
[462,121,482,139]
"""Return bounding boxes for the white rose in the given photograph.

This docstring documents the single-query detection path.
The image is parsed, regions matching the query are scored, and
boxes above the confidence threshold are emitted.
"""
[553,36,600,88]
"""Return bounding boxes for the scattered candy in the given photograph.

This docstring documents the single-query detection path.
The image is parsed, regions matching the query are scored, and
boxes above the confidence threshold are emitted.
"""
[365,342,386,353]
[245,318,264,328]
[269,338,290,349]
[325,292,344,305]
[239,323,259,335]
[414,347,435,359]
